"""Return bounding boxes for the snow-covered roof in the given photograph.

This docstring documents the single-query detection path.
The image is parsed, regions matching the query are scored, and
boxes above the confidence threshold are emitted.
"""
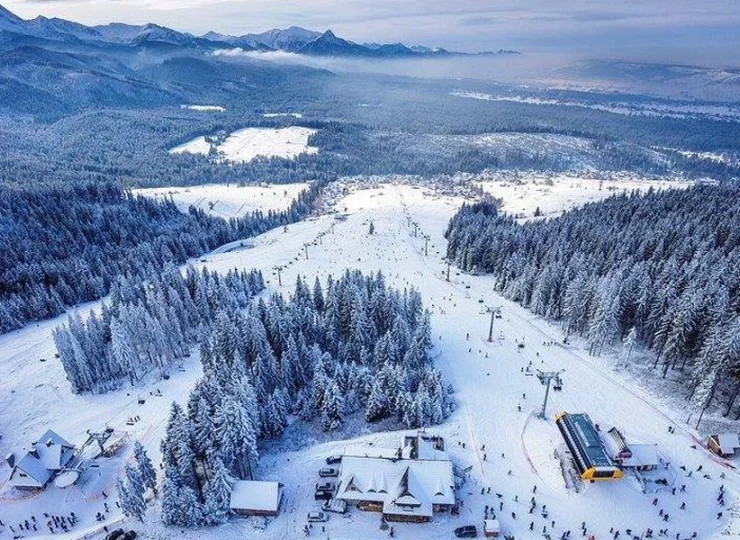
[8,430,75,488]
[620,444,660,468]
[401,433,449,461]
[343,445,400,460]
[230,480,282,513]
[484,519,501,534]
[8,454,52,488]
[336,455,454,517]
[713,434,740,453]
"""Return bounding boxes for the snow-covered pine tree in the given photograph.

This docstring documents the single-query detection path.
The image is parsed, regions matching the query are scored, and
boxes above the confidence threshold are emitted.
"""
[321,381,344,432]
[120,464,148,522]
[202,456,233,525]
[134,441,158,495]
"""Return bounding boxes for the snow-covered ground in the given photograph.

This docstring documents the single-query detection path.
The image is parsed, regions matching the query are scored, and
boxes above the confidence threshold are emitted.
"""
[263,112,303,119]
[168,127,318,162]
[476,173,693,220]
[180,105,225,112]
[0,182,735,540]
[168,136,212,156]
[133,183,309,219]
[451,91,740,121]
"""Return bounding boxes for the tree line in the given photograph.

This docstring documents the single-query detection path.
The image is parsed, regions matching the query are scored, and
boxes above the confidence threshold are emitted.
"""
[445,184,740,422]
[159,270,454,526]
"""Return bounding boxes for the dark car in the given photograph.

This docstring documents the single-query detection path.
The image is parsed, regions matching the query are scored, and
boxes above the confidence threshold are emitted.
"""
[106,530,125,540]
[123,532,137,540]
[455,525,478,538]
[314,489,333,501]
[326,455,342,465]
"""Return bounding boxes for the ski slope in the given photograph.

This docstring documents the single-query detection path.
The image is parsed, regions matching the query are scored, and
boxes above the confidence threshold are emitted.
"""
[134,183,309,219]
[0,182,735,540]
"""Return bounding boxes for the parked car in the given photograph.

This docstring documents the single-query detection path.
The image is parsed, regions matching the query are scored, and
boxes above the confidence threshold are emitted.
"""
[122,532,137,540]
[316,481,335,492]
[322,498,348,514]
[314,489,333,501]
[455,525,478,538]
[105,531,125,540]
[326,455,342,465]
[307,511,329,523]
[319,467,339,477]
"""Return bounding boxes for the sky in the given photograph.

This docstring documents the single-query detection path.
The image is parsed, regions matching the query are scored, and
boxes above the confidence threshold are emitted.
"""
[5,0,740,66]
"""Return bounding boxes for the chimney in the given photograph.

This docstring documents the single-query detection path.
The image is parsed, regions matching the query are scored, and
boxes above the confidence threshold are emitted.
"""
[5,453,15,468]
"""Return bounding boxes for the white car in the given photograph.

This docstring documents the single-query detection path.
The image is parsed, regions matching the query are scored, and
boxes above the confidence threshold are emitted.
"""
[319,467,339,477]
[307,511,329,523]
[322,499,348,514]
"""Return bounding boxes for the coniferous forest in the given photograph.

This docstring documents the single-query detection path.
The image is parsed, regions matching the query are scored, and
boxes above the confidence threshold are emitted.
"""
[53,266,265,393]
[0,180,327,333]
[445,184,740,418]
[158,270,454,526]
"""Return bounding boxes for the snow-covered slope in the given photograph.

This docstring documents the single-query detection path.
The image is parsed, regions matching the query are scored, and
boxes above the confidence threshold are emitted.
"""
[134,183,309,219]
[0,181,735,540]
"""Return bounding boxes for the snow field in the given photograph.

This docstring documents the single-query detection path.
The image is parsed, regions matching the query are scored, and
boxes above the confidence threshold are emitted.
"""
[168,136,212,156]
[134,183,309,219]
[477,174,693,220]
[180,105,225,112]
[451,91,740,121]
[168,126,318,163]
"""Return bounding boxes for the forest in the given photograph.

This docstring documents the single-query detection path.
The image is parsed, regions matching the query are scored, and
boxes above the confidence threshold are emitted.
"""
[444,184,740,420]
[0,180,326,333]
[53,266,265,393]
[150,270,453,526]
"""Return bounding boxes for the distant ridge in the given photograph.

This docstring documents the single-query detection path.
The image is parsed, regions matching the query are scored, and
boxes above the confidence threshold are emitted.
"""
[0,4,518,58]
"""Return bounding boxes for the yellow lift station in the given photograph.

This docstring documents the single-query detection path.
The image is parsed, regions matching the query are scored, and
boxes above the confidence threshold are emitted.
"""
[556,412,623,481]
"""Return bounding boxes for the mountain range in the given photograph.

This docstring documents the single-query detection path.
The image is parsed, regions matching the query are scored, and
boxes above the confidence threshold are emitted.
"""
[0,4,518,58]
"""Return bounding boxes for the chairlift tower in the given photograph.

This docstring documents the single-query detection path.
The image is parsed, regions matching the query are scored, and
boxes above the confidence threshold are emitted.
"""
[536,370,564,419]
[485,305,501,342]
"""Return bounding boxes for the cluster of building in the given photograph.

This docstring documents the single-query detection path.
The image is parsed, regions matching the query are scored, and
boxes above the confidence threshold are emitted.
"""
[5,430,76,489]
[556,412,661,483]
[4,427,127,490]
[229,431,457,523]
[334,432,456,522]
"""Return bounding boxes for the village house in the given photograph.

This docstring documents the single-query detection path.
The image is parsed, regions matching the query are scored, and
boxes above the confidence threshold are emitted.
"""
[5,430,76,489]
[708,433,740,458]
[230,480,284,517]
[334,431,456,523]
